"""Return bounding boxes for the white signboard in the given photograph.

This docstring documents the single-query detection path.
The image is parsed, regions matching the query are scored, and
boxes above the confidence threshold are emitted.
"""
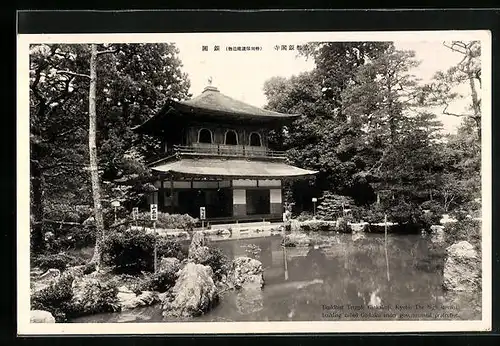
[132,207,139,220]
[150,204,158,221]
[312,197,317,203]
[111,200,120,207]
[200,207,206,220]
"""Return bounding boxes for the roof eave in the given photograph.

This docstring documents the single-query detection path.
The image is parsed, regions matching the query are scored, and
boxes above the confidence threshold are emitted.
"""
[172,99,300,121]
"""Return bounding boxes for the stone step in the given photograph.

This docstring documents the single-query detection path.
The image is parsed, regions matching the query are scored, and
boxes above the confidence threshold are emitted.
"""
[209,221,272,229]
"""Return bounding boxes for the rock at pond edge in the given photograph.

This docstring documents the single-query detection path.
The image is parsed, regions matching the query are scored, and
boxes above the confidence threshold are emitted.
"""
[282,233,311,247]
[230,257,264,290]
[162,262,218,318]
[30,310,56,323]
[443,241,481,292]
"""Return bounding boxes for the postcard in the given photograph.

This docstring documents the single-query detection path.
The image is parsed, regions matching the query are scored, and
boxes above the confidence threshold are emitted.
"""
[17,29,492,334]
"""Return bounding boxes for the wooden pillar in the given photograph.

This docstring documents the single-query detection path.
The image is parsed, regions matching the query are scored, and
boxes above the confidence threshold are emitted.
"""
[159,177,165,212]
[170,174,174,214]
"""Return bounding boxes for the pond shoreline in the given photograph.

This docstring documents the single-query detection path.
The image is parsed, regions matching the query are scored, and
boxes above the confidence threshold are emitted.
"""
[66,231,480,323]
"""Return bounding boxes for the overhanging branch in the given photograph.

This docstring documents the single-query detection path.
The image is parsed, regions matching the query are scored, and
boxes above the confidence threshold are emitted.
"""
[97,49,117,56]
[56,70,90,79]
[442,103,473,118]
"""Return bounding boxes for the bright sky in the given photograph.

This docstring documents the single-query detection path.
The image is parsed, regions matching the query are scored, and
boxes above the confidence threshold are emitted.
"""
[176,39,473,134]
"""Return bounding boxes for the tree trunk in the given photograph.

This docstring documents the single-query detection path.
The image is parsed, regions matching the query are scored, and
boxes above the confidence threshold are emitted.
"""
[467,67,481,141]
[88,44,106,267]
[30,154,44,254]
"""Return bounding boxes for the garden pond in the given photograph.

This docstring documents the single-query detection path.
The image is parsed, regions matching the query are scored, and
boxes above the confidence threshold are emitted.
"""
[71,233,481,322]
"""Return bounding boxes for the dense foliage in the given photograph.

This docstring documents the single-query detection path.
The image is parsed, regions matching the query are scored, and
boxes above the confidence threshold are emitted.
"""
[31,273,75,321]
[32,252,83,272]
[31,273,119,322]
[444,219,481,253]
[264,41,481,230]
[131,212,198,230]
[102,228,187,273]
[198,247,231,282]
[30,43,191,253]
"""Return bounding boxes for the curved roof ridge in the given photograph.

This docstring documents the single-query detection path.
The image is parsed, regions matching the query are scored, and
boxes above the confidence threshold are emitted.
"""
[176,86,299,118]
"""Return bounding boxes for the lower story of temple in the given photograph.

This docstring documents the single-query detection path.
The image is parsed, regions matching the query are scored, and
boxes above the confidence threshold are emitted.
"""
[147,178,284,222]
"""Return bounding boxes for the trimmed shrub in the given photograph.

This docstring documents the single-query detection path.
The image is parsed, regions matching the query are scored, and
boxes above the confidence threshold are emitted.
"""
[48,225,96,251]
[132,212,198,230]
[199,247,231,282]
[336,217,351,233]
[296,211,314,221]
[70,277,120,316]
[316,192,354,221]
[102,229,154,273]
[359,202,433,233]
[33,252,83,272]
[138,269,178,293]
[102,228,187,274]
[299,220,336,232]
[31,272,120,321]
[157,237,188,260]
[31,273,74,322]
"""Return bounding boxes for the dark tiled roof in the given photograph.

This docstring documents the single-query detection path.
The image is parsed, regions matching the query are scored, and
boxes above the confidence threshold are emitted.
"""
[152,158,317,178]
[176,86,298,118]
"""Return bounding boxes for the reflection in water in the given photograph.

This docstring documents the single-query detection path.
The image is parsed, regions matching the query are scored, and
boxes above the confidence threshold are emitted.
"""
[234,288,264,315]
[72,233,481,323]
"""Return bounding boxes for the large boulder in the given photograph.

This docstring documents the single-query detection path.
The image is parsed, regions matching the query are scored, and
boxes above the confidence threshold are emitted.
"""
[282,233,311,247]
[350,222,369,233]
[440,214,458,225]
[430,225,446,244]
[351,232,366,242]
[117,286,160,310]
[188,231,211,264]
[162,262,218,318]
[230,257,264,290]
[443,241,481,291]
[30,310,56,323]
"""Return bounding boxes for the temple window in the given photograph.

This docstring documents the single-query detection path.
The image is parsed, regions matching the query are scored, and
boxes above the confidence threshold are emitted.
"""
[198,128,213,144]
[249,132,262,146]
[225,130,238,145]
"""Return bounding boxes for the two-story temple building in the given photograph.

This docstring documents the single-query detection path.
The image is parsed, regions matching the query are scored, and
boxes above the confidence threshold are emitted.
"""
[133,85,317,223]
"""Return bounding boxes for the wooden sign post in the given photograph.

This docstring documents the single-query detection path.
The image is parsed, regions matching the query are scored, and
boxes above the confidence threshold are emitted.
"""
[150,204,158,273]
[111,200,120,224]
[312,197,317,218]
[384,213,390,282]
[132,207,139,227]
[200,206,206,229]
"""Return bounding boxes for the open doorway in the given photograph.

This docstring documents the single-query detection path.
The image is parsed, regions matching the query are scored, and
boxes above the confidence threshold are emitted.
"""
[246,189,270,215]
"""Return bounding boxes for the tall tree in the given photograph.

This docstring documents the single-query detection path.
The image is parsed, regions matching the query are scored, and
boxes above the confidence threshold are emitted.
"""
[418,41,481,139]
[29,43,190,253]
[264,42,391,211]
[87,44,116,266]
[30,44,90,252]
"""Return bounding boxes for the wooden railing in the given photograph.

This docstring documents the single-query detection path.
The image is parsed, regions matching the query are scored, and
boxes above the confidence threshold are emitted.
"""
[172,144,287,160]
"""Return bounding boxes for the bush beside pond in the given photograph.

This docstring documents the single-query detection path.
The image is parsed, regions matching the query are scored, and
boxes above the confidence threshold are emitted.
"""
[198,247,231,282]
[31,272,120,322]
[102,228,187,274]
[444,219,481,254]
[32,252,84,272]
[131,212,198,230]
